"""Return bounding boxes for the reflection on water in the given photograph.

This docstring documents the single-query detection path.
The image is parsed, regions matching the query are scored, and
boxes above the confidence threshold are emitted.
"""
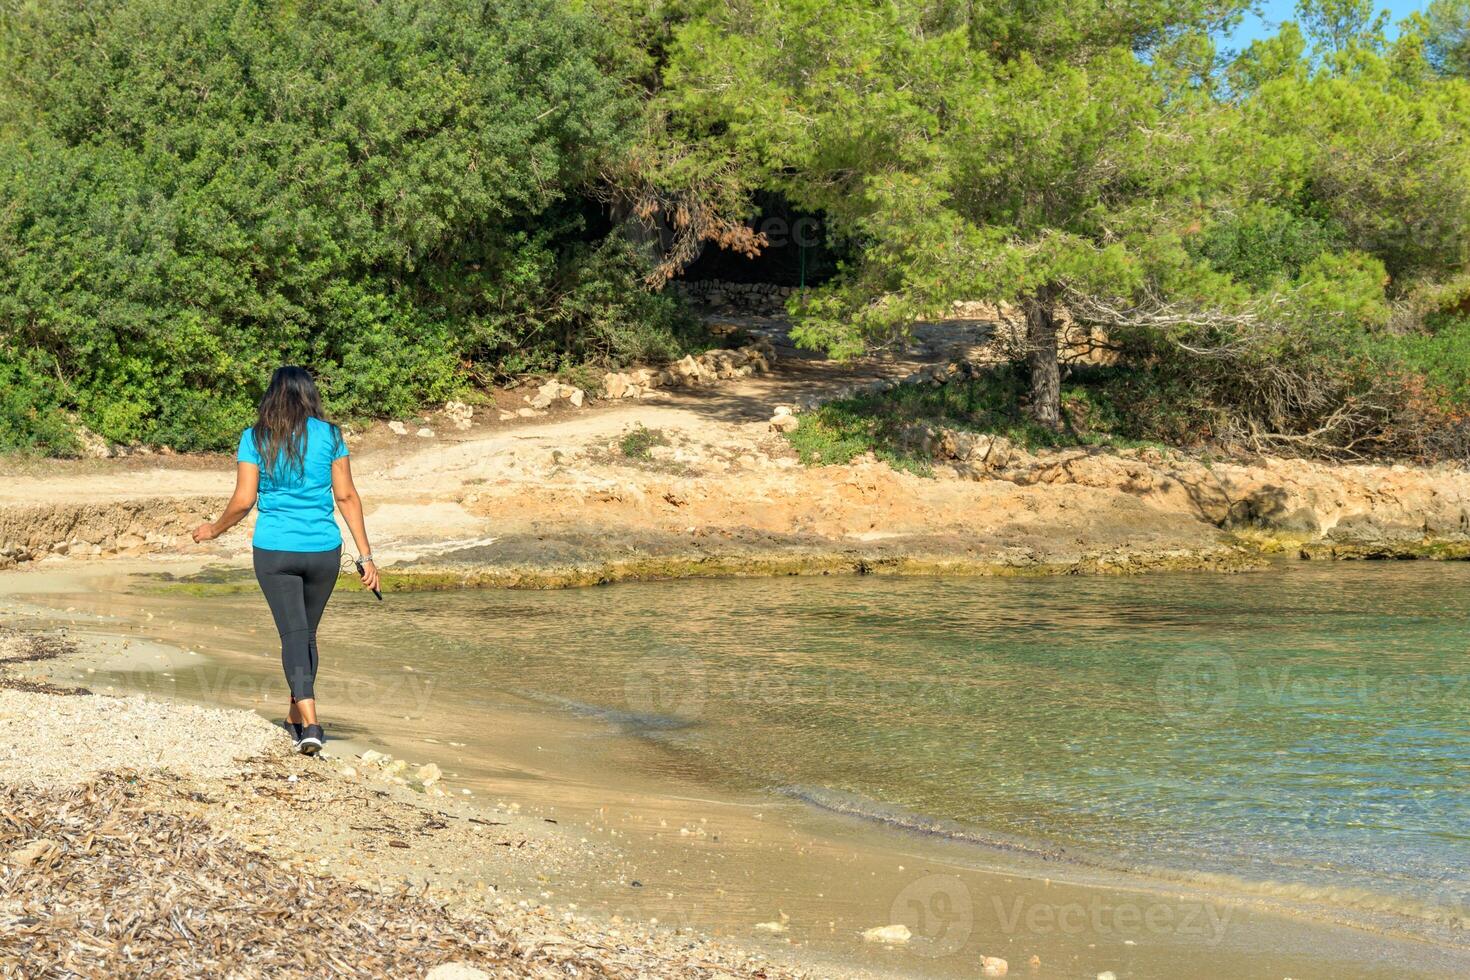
[301,564,1470,934]
[318,562,1470,932]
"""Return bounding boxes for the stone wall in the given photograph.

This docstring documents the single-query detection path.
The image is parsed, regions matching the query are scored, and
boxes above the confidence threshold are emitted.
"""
[671,279,795,315]
[603,341,776,399]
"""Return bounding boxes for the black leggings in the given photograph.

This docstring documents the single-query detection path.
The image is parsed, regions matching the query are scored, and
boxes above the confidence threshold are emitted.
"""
[252,546,341,701]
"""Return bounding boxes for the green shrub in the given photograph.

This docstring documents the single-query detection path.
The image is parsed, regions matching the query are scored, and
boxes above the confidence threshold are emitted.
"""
[0,0,645,452]
[783,366,1176,473]
[478,234,709,377]
[1188,205,1347,290]
[0,355,79,455]
[1376,315,1470,409]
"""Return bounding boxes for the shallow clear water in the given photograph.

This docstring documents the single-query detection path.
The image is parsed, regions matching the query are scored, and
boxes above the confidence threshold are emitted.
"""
[348,562,1468,932]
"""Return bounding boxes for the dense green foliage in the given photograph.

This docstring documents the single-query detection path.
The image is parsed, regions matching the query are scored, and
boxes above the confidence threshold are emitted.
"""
[0,357,78,455]
[617,0,1470,457]
[0,0,695,451]
[2,0,1468,460]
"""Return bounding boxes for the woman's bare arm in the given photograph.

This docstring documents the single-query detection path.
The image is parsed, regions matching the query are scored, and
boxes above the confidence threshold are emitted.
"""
[331,456,379,591]
[192,463,259,542]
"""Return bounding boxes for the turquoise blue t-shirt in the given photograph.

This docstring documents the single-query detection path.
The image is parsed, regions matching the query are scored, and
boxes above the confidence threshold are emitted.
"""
[237,417,348,552]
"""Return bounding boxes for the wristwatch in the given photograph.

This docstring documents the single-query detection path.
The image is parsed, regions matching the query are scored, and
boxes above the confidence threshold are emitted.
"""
[359,554,375,564]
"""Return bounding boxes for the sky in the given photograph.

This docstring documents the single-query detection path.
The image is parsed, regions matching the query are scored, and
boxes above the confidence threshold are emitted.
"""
[1221,0,1429,50]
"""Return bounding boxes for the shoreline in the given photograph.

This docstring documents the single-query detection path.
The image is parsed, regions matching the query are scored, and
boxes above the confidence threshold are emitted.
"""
[4,565,1468,979]
[11,509,1470,595]
[372,535,1269,590]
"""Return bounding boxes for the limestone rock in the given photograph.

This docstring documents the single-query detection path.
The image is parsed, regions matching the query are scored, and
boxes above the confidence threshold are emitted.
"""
[387,421,408,436]
[442,400,474,431]
[597,343,775,399]
[981,955,1008,976]
[416,427,435,438]
[416,762,443,786]
[862,924,911,945]
[769,413,800,433]
[76,425,112,459]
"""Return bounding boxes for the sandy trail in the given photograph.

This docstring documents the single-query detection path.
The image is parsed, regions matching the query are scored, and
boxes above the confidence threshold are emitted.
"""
[0,343,957,569]
[0,341,920,500]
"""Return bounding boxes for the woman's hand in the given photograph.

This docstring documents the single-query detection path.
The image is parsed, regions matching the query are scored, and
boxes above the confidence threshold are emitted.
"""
[359,558,380,592]
[191,522,217,543]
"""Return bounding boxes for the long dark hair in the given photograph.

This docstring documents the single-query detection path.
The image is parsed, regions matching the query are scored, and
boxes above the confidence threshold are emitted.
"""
[253,366,335,479]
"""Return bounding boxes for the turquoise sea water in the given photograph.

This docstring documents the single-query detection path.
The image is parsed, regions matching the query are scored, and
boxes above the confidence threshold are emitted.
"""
[347,562,1468,939]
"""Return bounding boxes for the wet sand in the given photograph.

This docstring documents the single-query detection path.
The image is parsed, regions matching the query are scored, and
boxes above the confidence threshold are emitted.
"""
[2,560,1466,978]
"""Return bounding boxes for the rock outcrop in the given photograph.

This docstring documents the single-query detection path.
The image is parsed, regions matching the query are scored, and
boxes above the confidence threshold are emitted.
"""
[601,341,775,400]
[0,498,213,565]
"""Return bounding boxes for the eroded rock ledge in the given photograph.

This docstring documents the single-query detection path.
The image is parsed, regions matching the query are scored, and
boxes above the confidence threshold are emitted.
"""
[375,526,1261,591]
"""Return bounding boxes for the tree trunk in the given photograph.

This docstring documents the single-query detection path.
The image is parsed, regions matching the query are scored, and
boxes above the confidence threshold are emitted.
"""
[1023,287,1062,429]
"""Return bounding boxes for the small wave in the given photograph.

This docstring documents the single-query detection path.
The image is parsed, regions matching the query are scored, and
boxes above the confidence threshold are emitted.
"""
[779,785,1073,861]
[781,785,1470,946]
[512,689,698,733]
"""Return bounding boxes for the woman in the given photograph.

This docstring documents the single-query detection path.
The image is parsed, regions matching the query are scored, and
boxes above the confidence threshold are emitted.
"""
[192,366,379,755]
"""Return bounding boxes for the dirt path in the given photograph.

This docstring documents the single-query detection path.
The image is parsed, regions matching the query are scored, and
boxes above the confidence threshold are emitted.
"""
[0,328,951,568]
[0,340,912,501]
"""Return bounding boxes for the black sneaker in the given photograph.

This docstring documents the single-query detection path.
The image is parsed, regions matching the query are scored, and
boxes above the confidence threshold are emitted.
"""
[284,720,304,750]
[298,724,325,756]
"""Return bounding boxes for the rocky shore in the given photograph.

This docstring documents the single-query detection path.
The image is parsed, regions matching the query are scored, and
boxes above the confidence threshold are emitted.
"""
[1,324,1467,585]
[0,626,811,978]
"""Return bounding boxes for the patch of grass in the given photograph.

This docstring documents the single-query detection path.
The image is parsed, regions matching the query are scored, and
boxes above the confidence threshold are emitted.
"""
[619,423,669,460]
[556,363,605,395]
[782,365,1179,471]
[783,410,934,475]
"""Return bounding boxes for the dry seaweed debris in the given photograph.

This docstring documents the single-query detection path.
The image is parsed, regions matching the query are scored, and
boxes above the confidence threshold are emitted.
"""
[0,627,89,696]
[0,774,743,979]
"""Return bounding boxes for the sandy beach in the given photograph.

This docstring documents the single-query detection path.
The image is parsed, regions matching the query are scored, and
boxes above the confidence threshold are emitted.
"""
[0,621,828,978]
